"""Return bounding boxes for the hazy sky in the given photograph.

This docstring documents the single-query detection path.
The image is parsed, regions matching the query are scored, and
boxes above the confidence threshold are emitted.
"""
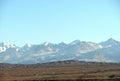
[0,0,120,46]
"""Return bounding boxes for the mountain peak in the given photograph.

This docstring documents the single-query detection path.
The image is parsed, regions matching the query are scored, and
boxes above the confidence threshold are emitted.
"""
[0,42,16,48]
[43,42,49,46]
[42,42,54,46]
[24,44,31,48]
[106,38,119,44]
[70,40,81,45]
[59,42,66,45]
[0,38,120,64]
[0,42,17,53]
[107,38,116,42]
[100,38,120,47]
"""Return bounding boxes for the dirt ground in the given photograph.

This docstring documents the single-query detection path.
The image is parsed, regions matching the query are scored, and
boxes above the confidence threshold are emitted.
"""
[0,61,120,81]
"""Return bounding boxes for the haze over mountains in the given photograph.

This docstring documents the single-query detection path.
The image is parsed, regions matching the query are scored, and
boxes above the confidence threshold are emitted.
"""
[0,38,120,64]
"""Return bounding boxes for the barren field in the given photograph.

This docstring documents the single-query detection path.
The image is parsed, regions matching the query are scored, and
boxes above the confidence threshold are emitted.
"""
[0,60,120,81]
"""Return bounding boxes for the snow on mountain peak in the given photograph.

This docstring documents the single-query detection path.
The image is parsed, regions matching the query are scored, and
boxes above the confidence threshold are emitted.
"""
[0,38,120,64]
[26,44,31,47]
[44,42,49,46]
[0,42,17,53]
[0,47,6,53]
[23,44,32,48]
[0,42,16,48]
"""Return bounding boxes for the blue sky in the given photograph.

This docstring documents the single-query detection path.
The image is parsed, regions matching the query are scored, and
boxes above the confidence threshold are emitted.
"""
[0,0,120,46]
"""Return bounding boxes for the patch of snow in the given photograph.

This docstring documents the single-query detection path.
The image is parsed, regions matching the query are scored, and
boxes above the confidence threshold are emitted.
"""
[40,56,45,60]
[75,54,80,57]
[47,47,52,51]
[3,42,16,48]
[27,44,31,47]
[98,45,103,48]
[3,55,10,61]
[16,48,19,51]
[0,47,7,53]
[44,42,49,46]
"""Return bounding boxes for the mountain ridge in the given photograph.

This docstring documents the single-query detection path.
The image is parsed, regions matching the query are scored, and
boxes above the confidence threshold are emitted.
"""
[0,38,120,64]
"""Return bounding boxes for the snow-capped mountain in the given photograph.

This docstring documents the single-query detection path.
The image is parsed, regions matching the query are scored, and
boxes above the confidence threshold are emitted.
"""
[0,38,120,64]
[0,42,18,53]
[100,38,120,47]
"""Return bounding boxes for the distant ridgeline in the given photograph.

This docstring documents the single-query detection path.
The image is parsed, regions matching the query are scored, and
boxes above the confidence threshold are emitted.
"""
[0,38,120,64]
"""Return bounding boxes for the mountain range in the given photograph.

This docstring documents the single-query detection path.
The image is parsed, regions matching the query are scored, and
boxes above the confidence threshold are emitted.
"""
[0,38,120,64]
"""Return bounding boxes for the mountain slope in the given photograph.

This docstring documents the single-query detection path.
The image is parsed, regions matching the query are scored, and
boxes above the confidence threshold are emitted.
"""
[0,38,120,64]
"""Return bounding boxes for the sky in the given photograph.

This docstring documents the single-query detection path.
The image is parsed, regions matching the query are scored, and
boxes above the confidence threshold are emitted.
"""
[0,0,120,46]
